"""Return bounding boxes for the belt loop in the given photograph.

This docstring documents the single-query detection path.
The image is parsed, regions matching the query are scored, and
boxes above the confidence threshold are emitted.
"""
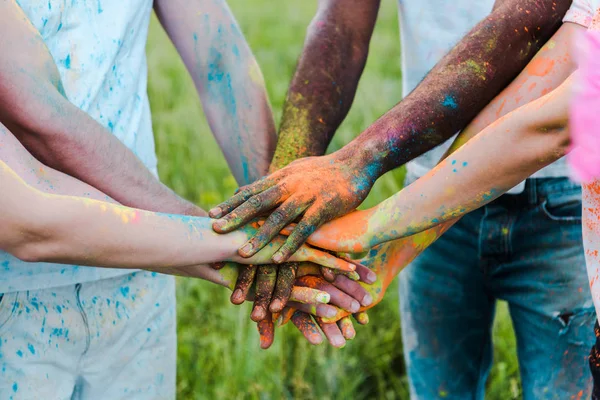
[529,179,538,205]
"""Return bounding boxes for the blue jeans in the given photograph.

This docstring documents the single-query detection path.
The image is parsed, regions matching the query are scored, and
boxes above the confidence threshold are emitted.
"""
[399,178,596,399]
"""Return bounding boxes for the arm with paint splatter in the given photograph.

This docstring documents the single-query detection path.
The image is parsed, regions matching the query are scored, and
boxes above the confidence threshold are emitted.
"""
[291,22,581,253]
[210,0,572,263]
[270,0,381,167]
[154,0,276,185]
[0,0,203,217]
[0,163,357,273]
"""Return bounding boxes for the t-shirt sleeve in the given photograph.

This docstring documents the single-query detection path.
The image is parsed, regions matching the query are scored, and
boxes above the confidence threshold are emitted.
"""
[564,0,594,28]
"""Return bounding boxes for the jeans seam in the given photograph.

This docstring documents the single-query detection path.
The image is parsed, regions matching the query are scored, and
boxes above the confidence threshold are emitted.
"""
[478,206,488,271]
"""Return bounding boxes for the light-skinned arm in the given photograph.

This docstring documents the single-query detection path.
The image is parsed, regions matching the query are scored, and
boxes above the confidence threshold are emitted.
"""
[0,0,207,216]
[153,0,276,184]
[210,0,573,262]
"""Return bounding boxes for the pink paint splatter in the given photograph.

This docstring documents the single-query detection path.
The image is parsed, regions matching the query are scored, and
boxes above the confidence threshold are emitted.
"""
[568,31,600,182]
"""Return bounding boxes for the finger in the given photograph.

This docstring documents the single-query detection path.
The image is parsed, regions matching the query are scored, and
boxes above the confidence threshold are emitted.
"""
[296,276,360,313]
[316,318,346,348]
[296,263,320,277]
[321,267,336,282]
[272,215,322,263]
[251,265,277,322]
[209,178,273,219]
[338,317,356,340]
[275,306,295,327]
[287,301,339,319]
[353,311,370,325]
[353,263,377,284]
[289,286,330,305]
[211,262,226,270]
[291,311,323,345]
[269,263,298,313]
[239,199,308,257]
[230,265,257,305]
[289,247,356,272]
[258,313,275,349]
[214,186,287,234]
[331,274,373,307]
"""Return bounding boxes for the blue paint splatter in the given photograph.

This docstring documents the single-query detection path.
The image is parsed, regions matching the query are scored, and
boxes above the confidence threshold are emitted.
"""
[16,350,22,358]
[120,286,130,297]
[441,94,458,109]
[27,344,35,355]
[12,382,17,392]
[55,305,62,313]
[63,54,71,69]
[451,160,457,165]
[462,161,468,167]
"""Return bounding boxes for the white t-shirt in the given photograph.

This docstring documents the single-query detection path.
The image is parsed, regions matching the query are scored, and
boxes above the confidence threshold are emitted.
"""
[399,0,569,190]
[1,0,157,293]
[563,0,600,27]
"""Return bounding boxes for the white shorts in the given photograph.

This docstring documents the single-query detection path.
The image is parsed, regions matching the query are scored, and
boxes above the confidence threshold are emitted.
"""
[0,271,176,400]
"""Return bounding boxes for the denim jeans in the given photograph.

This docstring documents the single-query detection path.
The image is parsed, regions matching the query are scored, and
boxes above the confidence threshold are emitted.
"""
[399,178,596,399]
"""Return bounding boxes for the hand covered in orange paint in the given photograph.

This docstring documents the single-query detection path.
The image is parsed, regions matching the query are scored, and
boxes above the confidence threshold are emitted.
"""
[209,151,377,263]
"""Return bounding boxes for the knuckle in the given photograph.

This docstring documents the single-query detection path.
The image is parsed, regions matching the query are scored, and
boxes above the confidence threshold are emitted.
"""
[269,210,286,225]
[248,195,263,209]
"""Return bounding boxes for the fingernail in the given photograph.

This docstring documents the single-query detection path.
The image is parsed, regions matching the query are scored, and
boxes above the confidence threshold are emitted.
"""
[231,289,244,304]
[270,299,282,312]
[276,314,284,327]
[325,307,337,318]
[316,293,330,304]
[333,337,346,348]
[240,243,253,256]
[350,300,360,313]
[362,293,373,307]
[348,271,360,281]
[367,271,377,283]
[357,313,369,325]
[209,207,222,218]
[212,219,225,230]
[251,307,266,322]
[272,252,283,263]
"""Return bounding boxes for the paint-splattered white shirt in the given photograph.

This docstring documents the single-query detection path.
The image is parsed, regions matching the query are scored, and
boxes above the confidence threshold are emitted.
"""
[400,0,569,191]
[1,0,156,293]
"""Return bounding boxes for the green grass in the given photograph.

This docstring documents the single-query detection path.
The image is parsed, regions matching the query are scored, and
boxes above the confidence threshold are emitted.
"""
[146,1,520,398]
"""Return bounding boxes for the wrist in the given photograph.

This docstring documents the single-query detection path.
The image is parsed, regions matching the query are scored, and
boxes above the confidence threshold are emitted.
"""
[333,140,385,184]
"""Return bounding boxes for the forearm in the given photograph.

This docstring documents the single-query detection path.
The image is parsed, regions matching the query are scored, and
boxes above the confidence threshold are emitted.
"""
[305,74,572,252]
[0,1,201,216]
[367,75,572,241]
[335,0,570,178]
[271,0,380,168]
[154,0,276,184]
[0,170,244,267]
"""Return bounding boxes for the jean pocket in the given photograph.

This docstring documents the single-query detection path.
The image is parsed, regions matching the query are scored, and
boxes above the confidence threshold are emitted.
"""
[541,190,582,223]
[0,292,19,335]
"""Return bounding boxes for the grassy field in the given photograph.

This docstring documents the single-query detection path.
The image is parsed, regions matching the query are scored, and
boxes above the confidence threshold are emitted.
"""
[146,1,521,398]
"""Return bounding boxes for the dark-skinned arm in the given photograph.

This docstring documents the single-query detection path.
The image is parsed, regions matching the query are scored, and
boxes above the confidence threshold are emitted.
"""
[227,0,381,348]
[210,0,572,262]
[270,0,381,167]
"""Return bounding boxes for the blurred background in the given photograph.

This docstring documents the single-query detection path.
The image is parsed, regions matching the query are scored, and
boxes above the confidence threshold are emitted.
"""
[147,0,521,398]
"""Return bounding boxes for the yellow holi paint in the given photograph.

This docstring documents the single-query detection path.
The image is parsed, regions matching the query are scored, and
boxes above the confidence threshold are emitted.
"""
[248,60,265,86]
